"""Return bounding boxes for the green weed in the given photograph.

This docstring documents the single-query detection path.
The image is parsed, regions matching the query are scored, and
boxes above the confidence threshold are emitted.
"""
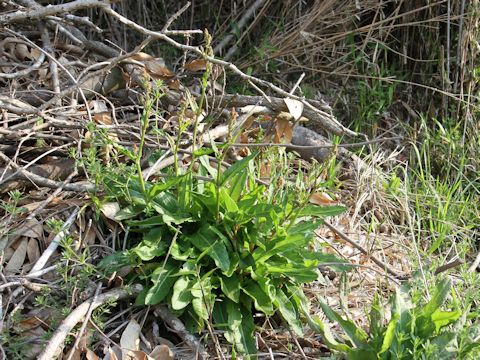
[315,278,480,359]
[98,149,347,356]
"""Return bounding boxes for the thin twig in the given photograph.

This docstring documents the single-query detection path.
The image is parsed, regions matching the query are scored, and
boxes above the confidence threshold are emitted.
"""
[435,257,464,275]
[323,221,410,280]
[29,207,80,274]
[162,1,191,32]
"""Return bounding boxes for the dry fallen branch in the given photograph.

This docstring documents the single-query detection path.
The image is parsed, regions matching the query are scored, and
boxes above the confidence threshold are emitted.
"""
[0,0,110,25]
[29,207,79,274]
[100,6,354,136]
[37,284,143,360]
[154,306,208,360]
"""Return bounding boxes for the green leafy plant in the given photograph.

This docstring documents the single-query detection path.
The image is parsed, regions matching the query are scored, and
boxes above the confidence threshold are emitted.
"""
[98,148,346,355]
[314,278,480,359]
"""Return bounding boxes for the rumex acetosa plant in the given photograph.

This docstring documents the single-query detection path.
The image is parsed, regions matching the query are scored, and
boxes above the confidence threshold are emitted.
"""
[314,278,480,359]
[98,150,346,356]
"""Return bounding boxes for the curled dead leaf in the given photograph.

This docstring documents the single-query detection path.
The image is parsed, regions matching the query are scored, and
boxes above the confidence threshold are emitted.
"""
[145,60,175,79]
[309,192,337,205]
[120,319,141,354]
[183,59,207,72]
[100,202,120,221]
[14,218,43,238]
[274,113,293,144]
[5,237,28,273]
[150,345,174,360]
[129,52,155,62]
[284,97,304,121]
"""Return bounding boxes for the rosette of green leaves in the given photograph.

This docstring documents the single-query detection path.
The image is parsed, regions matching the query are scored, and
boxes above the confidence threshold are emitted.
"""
[99,153,346,356]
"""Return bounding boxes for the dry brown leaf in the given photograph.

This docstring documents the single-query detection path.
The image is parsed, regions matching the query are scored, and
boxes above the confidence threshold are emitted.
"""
[126,349,154,360]
[15,43,32,60]
[120,319,141,354]
[242,115,256,131]
[183,59,207,72]
[5,237,28,272]
[64,347,82,360]
[85,349,100,360]
[26,238,41,263]
[145,60,174,79]
[19,316,46,331]
[274,115,293,144]
[93,112,112,125]
[260,163,271,178]
[165,78,181,90]
[83,226,96,245]
[91,100,112,125]
[309,192,337,205]
[284,98,304,121]
[129,52,155,62]
[101,202,120,221]
[149,345,174,360]
[14,218,43,238]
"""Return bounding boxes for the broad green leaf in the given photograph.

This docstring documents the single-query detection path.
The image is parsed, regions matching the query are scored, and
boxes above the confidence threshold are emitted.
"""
[132,227,168,261]
[170,240,195,261]
[212,299,229,331]
[176,172,192,209]
[171,276,194,310]
[150,193,193,225]
[225,165,247,201]
[144,263,177,305]
[422,279,451,318]
[319,297,368,348]
[152,191,182,212]
[220,153,258,187]
[288,220,322,236]
[225,299,257,355]
[115,205,144,220]
[192,187,218,215]
[97,250,135,274]
[219,187,239,213]
[265,261,319,283]
[431,309,462,332]
[187,225,230,272]
[274,287,303,336]
[242,280,274,315]
[392,285,414,330]
[220,275,241,303]
[209,225,234,253]
[129,211,192,227]
[198,155,218,179]
[369,293,384,340]
[191,278,214,321]
[254,232,312,262]
[379,313,400,354]
[147,175,186,199]
[192,297,210,320]
[308,314,351,352]
[135,286,148,305]
[128,187,146,206]
[193,147,216,156]
[287,283,351,352]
